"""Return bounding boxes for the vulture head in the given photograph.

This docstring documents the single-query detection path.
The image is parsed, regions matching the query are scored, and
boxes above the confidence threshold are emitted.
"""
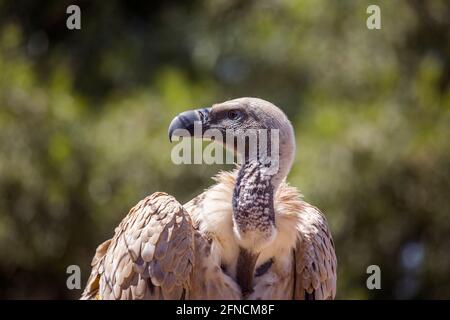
[169,97,295,253]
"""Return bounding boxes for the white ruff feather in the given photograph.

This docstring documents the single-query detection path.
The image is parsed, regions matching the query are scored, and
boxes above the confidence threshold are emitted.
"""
[187,169,304,281]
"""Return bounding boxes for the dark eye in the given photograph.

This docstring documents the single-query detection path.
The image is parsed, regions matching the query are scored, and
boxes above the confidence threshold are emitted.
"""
[227,110,241,120]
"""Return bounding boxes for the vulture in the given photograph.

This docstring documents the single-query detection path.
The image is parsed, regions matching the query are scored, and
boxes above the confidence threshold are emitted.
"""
[81,97,337,300]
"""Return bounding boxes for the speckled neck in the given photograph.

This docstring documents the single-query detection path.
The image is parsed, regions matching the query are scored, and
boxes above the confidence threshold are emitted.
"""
[232,160,276,242]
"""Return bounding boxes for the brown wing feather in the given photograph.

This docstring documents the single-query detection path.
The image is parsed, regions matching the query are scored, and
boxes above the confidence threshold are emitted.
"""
[184,192,242,300]
[80,239,111,300]
[80,192,195,300]
[293,204,337,300]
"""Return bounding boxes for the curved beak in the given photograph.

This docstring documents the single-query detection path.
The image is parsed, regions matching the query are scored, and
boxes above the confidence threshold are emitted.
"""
[168,107,211,142]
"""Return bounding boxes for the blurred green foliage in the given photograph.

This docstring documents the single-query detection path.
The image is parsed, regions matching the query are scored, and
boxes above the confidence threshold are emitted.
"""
[0,0,449,299]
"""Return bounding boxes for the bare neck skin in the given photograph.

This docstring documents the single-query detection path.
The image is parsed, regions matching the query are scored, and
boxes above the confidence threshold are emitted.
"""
[232,126,295,297]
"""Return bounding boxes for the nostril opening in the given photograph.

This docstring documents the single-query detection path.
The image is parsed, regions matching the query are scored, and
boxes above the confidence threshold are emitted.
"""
[197,108,210,122]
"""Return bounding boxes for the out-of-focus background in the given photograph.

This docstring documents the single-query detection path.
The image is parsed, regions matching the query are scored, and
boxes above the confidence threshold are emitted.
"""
[0,0,449,299]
